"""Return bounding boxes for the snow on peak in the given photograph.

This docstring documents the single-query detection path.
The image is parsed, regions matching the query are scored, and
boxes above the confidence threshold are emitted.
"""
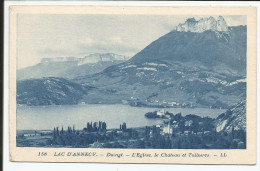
[176,16,229,33]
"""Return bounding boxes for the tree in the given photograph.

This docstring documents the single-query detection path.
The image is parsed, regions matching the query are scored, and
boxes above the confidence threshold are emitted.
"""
[232,126,235,139]
[55,136,64,145]
[230,140,238,149]
[191,120,199,134]
[46,139,52,146]
[179,120,185,134]
[122,123,127,132]
[212,137,230,149]
[53,127,56,139]
[56,127,59,136]
[73,125,75,133]
[136,139,145,148]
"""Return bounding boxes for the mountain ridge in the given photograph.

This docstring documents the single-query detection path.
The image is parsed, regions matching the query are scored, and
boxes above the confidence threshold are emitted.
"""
[176,16,229,33]
[71,24,246,108]
[40,53,130,64]
[17,17,247,109]
[130,25,246,76]
[17,53,130,80]
[214,100,246,133]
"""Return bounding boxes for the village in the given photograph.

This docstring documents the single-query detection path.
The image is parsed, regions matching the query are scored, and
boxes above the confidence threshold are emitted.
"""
[16,109,246,149]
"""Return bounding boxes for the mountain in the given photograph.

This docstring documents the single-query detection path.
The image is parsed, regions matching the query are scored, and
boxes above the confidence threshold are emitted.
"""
[77,53,129,65]
[130,25,246,76]
[17,16,247,108]
[17,77,93,106]
[17,76,130,106]
[17,53,130,80]
[214,100,246,133]
[72,16,246,108]
[176,16,229,33]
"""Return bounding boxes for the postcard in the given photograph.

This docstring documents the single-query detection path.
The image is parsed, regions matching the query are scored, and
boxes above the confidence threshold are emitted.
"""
[9,5,257,164]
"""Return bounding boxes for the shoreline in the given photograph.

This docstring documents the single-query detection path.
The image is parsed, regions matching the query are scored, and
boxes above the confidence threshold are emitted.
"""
[17,103,228,110]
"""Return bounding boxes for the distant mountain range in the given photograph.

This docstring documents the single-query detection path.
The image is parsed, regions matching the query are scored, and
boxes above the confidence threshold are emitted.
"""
[17,53,130,80]
[17,16,247,109]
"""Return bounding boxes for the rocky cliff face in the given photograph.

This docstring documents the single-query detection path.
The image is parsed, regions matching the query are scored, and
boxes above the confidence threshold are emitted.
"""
[17,16,246,109]
[214,100,246,133]
[17,53,130,80]
[176,16,229,33]
[40,53,130,65]
[78,53,130,65]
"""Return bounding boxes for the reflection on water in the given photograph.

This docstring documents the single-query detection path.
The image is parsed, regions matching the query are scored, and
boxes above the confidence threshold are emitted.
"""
[17,104,226,130]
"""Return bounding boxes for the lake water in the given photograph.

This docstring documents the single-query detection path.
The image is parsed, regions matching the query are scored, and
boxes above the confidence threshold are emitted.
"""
[17,104,226,130]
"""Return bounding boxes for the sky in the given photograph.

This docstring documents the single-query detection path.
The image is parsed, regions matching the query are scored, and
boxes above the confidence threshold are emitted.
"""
[17,15,246,69]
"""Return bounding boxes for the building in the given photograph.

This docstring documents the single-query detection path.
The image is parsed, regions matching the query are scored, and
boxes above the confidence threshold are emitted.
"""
[157,109,165,117]
[183,130,191,135]
[172,120,177,124]
[165,114,171,119]
[89,141,104,148]
[185,120,193,127]
[121,100,128,105]
[162,122,173,135]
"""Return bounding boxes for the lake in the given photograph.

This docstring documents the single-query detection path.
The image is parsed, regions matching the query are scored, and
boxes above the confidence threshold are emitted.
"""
[17,104,226,130]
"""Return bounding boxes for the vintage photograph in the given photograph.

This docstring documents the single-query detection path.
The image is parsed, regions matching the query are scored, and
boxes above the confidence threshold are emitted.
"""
[9,6,257,164]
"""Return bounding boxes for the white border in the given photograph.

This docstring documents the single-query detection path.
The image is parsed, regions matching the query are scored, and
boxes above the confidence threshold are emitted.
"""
[4,1,260,171]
